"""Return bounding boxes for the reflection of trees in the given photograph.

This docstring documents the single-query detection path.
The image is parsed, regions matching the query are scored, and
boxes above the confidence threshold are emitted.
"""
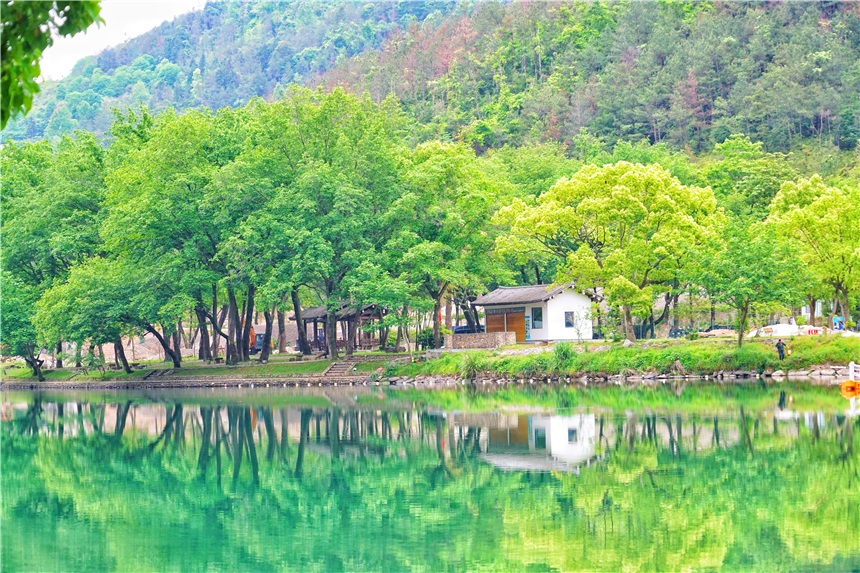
[2,399,859,572]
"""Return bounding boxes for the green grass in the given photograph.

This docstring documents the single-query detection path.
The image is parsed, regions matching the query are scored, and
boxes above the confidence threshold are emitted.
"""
[168,360,332,376]
[2,359,334,381]
[390,381,849,414]
[2,368,76,380]
[395,336,860,378]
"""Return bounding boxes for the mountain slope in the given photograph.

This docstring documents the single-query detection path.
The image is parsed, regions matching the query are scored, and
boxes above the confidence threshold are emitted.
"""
[315,1,860,154]
[2,1,455,141]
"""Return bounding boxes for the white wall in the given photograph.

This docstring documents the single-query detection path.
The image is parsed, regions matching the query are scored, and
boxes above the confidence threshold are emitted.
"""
[524,303,548,341]
[546,290,593,341]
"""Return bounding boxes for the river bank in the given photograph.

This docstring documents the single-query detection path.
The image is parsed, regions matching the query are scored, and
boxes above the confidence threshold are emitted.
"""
[393,336,860,380]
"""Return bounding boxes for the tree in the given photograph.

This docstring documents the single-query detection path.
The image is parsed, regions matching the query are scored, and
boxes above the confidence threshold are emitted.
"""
[244,87,407,358]
[34,258,142,373]
[395,141,506,348]
[1,272,46,380]
[768,175,860,329]
[496,161,717,340]
[1,1,103,128]
[1,132,106,368]
[102,107,247,365]
[700,134,798,221]
[692,223,805,347]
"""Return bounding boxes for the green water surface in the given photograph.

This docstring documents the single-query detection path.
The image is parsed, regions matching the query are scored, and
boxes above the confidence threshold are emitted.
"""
[2,389,858,572]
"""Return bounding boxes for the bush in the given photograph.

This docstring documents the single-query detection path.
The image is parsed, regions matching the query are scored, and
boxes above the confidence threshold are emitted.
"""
[458,352,487,379]
[552,342,576,372]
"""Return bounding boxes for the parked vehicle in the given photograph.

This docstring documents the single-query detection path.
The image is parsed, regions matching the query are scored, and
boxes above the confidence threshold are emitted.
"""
[250,333,270,355]
[453,325,485,334]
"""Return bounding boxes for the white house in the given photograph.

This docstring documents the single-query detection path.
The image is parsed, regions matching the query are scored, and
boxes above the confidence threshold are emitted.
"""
[473,283,593,342]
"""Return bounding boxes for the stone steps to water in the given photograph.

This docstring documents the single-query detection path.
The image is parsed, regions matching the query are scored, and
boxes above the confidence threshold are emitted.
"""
[324,361,359,376]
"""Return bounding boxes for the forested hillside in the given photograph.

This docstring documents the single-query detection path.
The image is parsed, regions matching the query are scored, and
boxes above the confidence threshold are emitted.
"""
[1,1,455,140]
[4,1,860,167]
[317,1,860,156]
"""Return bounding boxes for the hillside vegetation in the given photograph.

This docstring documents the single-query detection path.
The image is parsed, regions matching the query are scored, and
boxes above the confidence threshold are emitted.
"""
[5,1,860,176]
[2,1,455,140]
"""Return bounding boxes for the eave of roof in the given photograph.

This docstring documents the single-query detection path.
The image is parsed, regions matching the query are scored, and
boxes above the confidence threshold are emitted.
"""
[473,283,573,306]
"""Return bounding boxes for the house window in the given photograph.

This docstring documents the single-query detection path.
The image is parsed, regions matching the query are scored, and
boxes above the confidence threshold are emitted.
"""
[532,307,543,329]
[564,312,576,328]
[568,428,578,443]
[534,428,546,449]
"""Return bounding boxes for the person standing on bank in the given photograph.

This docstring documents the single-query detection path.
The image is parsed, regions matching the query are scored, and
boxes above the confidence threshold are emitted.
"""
[775,339,787,361]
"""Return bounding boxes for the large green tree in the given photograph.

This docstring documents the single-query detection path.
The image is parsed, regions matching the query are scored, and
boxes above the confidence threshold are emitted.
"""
[692,223,805,347]
[496,161,717,340]
[768,175,860,328]
[243,87,407,358]
[394,141,507,348]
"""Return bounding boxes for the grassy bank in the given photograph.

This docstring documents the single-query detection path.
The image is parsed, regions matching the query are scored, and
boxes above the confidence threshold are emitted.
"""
[395,335,860,379]
[1,358,335,381]
[390,381,849,414]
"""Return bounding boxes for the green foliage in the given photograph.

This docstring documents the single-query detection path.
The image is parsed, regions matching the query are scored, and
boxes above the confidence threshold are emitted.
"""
[2,2,453,140]
[692,223,805,346]
[400,337,860,379]
[458,351,488,379]
[0,1,102,128]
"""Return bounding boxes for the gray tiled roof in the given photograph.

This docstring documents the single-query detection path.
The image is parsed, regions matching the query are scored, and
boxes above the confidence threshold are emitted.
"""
[473,284,573,306]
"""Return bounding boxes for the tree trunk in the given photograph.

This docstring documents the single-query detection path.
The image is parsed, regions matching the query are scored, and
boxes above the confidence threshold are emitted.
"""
[432,296,442,349]
[56,341,63,369]
[146,326,182,368]
[291,288,311,355]
[807,295,817,327]
[162,326,172,362]
[74,343,81,368]
[262,408,276,462]
[227,288,241,365]
[295,409,311,477]
[444,294,452,334]
[172,327,182,366]
[622,305,636,341]
[243,407,260,486]
[277,309,287,354]
[326,308,339,359]
[197,407,213,479]
[115,401,132,440]
[260,306,274,362]
[737,302,749,348]
[345,312,358,356]
[241,285,255,362]
[464,304,478,333]
[24,345,45,381]
[114,338,132,374]
[195,306,211,361]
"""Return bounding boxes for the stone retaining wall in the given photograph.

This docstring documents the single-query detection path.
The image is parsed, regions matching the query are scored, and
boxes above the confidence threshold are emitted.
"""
[444,332,516,349]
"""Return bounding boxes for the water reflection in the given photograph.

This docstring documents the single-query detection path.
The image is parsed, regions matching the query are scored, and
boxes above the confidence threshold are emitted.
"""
[2,392,859,572]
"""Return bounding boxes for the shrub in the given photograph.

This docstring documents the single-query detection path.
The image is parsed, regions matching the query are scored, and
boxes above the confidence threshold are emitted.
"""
[552,342,576,371]
[458,351,487,379]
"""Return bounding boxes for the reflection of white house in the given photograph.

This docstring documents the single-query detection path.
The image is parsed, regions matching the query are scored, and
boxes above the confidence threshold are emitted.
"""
[474,284,593,343]
[482,414,598,472]
[529,414,596,464]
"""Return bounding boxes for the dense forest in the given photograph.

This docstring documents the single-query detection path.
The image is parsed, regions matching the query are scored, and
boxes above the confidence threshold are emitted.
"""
[4,1,860,165]
[2,2,859,379]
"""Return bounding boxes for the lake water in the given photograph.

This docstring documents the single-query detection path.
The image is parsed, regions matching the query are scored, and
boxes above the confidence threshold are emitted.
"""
[2,389,859,572]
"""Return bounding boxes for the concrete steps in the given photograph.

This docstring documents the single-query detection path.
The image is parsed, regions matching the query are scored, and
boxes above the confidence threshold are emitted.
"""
[324,361,358,376]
